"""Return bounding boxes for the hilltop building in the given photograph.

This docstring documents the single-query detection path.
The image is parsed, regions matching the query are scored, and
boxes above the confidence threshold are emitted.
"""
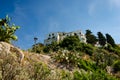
[44,30,86,45]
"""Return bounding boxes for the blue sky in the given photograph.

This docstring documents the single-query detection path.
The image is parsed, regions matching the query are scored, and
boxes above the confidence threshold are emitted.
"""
[0,0,120,49]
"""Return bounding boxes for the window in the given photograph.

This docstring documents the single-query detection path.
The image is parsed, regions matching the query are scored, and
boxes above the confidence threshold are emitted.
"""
[48,38,50,40]
[63,33,65,35]
[79,32,81,35]
[52,36,55,38]
[52,33,54,36]
[74,33,77,36]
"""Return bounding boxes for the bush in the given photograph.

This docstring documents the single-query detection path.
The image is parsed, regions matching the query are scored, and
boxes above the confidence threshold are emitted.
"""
[73,70,117,80]
[52,49,96,71]
[83,44,94,56]
[52,49,81,68]
[60,70,73,80]
[105,44,120,57]
[92,48,119,70]
[91,70,117,80]
[93,52,108,69]
[0,53,28,80]
[113,60,120,73]
[59,36,80,51]
[31,43,44,53]
[0,15,20,43]
[32,62,50,80]
[104,44,115,52]
[77,59,96,71]
[73,71,88,80]
[76,43,94,56]
[113,46,120,56]
[43,46,50,53]
[43,42,60,53]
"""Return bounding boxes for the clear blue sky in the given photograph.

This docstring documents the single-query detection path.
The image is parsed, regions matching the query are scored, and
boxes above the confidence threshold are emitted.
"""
[0,0,120,49]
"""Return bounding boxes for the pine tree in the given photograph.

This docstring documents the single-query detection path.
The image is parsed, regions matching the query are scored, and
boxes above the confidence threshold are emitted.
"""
[106,33,115,47]
[97,32,106,46]
[86,30,97,45]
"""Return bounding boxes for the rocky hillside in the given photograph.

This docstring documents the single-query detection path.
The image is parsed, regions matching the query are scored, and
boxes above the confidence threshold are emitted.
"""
[0,41,56,67]
[0,42,69,80]
[0,42,120,80]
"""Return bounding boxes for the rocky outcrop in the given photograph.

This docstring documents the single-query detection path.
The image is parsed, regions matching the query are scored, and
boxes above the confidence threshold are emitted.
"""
[0,41,24,63]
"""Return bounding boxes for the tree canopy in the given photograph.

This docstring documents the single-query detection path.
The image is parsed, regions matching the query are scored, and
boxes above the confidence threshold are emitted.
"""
[85,30,97,45]
[97,32,106,46]
[60,35,80,50]
[106,33,115,47]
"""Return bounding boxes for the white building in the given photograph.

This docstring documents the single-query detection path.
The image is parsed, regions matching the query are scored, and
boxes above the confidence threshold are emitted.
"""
[44,30,86,45]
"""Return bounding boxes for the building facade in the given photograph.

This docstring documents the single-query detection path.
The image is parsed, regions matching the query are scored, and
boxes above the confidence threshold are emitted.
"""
[44,30,86,45]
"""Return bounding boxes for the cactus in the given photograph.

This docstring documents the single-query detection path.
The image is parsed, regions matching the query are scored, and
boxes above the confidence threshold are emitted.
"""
[0,15,20,43]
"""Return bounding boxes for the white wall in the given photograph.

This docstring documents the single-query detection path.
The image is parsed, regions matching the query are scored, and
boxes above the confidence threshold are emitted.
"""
[44,30,86,45]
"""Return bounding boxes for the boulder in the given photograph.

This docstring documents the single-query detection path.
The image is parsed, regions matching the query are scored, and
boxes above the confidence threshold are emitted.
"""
[0,41,24,63]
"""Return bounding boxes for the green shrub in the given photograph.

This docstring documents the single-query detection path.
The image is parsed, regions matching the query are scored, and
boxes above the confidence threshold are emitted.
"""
[77,43,94,56]
[91,70,117,80]
[43,46,50,53]
[77,59,96,71]
[73,70,117,80]
[113,46,120,56]
[52,49,96,71]
[113,60,120,73]
[0,53,29,80]
[60,70,73,80]
[93,52,110,69]
[73,71,87,80]
[104,44,114,52]
[32,43,44,53]
[0,15,20,43]
[43,42,60,53]
[83,44,94,56]
[32,62,50,80]
[52,49,81,68]
[59,36,80,51]
[46,69,73,80]
[105,44,120,57]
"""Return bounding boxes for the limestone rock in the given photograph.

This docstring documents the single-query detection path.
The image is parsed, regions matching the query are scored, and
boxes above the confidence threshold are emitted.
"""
[0,41,24,63]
